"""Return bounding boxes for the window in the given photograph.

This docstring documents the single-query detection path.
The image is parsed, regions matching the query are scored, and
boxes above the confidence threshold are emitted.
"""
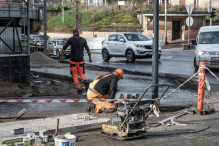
[124,34,150,41]
[199,31,219,44]
[108,35,117,41]
[117,35,125,41]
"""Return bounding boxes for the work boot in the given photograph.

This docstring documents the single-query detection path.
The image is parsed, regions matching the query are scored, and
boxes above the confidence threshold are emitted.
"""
[83,80,90,92]
[77,89,83,95]
[86,102,96,112]
[102,107,117,113]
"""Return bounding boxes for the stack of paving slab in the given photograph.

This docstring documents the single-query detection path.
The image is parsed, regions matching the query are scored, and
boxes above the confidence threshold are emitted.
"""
[0,113,109,143]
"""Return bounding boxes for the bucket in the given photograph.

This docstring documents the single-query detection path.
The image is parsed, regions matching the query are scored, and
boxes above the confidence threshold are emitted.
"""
[54,134,76,146]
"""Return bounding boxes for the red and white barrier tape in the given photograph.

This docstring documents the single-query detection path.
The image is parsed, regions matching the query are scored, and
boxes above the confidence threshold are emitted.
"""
[162,67,204,99]
[0,99,156,103]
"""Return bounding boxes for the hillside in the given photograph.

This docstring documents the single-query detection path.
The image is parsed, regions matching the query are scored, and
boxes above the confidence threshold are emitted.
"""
[46,10,141,32]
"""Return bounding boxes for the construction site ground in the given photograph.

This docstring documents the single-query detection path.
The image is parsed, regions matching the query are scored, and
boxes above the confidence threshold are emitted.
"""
[1,52,219,146]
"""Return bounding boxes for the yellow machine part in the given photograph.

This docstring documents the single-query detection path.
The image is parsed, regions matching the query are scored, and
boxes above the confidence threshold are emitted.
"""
[102,124,128,137]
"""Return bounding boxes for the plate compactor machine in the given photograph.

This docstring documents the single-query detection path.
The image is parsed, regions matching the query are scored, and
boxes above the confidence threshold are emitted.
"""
[101,84,170,140]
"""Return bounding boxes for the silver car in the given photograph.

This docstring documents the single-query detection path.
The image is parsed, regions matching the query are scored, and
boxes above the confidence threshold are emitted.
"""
[101,33,161,62]
[49,37,71,58]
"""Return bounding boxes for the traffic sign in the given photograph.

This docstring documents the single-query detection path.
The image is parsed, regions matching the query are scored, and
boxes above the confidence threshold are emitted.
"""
[77,13,82,20]
[186,17,194,26]
[186,6,194,15]
[78,23,82,29]
[118,1,125,5]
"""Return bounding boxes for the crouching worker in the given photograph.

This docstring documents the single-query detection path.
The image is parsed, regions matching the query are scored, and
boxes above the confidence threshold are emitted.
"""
[86,69,123,113]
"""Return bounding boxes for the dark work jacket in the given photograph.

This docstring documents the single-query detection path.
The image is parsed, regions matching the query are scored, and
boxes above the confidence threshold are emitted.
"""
[63,34,90,62]
[93,73,118,99]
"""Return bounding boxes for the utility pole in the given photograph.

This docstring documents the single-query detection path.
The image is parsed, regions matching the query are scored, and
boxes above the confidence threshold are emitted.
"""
[27,0,30,55]
[165,0,167,44]
[210,0,212,26]
[44,0,47,55]
[76,0,79,29]
[152,0,159,99]
[188,5,191,46]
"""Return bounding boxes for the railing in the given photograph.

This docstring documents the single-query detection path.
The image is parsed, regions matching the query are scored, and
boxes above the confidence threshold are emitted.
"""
[0,2,43,10]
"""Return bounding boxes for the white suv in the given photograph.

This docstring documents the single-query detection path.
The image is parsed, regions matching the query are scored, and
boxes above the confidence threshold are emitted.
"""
[101,33,161,62]
[193,26,219,71]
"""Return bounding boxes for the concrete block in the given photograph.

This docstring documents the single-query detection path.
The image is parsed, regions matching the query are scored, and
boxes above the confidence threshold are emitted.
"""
[41,136,48,143]
[10,128,24,135]
[132,93,139,99]
[39,131,48,137]
[123,94,132,99]
[72,114,78,120]
[116,94,123,99]
[84,115,90,121]
[27,133,35,138]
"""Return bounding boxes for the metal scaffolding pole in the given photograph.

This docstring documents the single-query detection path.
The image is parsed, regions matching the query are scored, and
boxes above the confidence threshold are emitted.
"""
[152,0,159,99]
[27,0,30,55]
[44,0,47,55]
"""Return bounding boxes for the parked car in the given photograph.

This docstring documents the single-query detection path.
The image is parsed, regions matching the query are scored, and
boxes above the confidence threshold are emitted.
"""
[49,37,71,58]
[29,34,52,55]
[193,26,219,71]
[101,33,162,62]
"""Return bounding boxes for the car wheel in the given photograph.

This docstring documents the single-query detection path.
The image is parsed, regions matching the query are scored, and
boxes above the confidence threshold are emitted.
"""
[65,55,70,59]
[126,50,136,63]
[194,56,199,71]
[57,50,60,59]
[102,49,110,61]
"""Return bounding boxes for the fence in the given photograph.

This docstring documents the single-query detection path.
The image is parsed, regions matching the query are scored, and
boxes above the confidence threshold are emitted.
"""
[0,18,23,54]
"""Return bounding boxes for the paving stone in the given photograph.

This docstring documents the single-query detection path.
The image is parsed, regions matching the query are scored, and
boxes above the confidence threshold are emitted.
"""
[72,114,78,120]
[41,136,48,143]
[84,115,90,121]
[123,94,132,99]
[132,93,139,99]
[39,131,47,137]
[10,128,24,135]
[116,94,123,99]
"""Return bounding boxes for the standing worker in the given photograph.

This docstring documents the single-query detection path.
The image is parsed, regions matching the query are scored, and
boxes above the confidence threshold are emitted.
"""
[86,69,123,113]
[59,29,92,95]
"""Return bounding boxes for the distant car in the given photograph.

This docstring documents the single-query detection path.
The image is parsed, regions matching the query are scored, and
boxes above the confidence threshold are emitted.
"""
[101,33,162,62]
[29,34,52,55]
[193,26,219,71]
[49,37,71,59]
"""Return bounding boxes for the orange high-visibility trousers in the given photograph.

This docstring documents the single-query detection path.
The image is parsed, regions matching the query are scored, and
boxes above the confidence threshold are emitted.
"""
[87,89,116,113]
[70,61,88,91]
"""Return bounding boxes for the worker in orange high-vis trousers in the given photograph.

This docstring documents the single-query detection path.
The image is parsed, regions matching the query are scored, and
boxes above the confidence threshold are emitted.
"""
[86,69,123,113]
[59,29,92,95]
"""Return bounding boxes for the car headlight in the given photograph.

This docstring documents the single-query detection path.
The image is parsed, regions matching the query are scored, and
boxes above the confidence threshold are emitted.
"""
[134,44,144,48]
[198,51,208,56]
[37,43,42,46]
[137,50,147,54]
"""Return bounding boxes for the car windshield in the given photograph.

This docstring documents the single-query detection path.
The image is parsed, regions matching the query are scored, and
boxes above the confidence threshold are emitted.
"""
[57,39,68,45]
[124,34,150,41]
[33,36,50,41]
[199,31,219,44]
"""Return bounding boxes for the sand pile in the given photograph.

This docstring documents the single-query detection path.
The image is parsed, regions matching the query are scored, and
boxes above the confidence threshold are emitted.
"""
[30,52,68,68]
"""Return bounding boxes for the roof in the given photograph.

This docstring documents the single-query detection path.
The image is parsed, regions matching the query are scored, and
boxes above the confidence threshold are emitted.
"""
[199,26,219,33]
[141,11,209,17]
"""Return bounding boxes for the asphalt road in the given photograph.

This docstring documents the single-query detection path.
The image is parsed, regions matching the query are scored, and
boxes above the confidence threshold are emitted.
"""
[81,44,219,85]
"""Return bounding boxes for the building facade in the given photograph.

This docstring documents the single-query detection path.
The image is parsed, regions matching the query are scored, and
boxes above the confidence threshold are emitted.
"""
[137,12,208,42]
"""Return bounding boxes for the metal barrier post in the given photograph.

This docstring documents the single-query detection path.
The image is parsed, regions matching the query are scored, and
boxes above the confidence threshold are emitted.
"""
[197,62,206,110]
